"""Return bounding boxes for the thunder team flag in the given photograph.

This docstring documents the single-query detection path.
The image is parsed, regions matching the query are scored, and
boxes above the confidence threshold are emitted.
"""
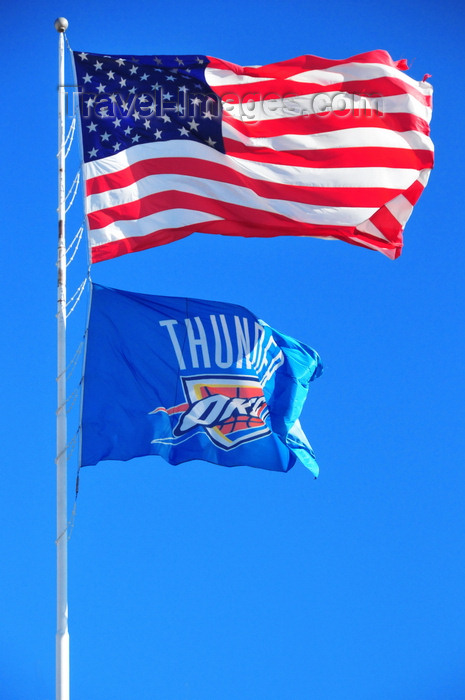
[74,50,433,262]
[80,284,323,475]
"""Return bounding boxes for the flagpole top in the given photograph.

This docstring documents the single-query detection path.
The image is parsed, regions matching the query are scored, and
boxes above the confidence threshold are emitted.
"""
[54,17,68,32]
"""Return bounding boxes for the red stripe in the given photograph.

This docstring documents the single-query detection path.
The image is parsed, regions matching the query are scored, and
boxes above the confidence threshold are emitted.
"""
[88,190,294,230]
[91,224,197,262]
[223,139,434,170]
[89,189,367,231]
[403,178,425,205]
[91,215,401,263]
[367,206,403,241]
[222,109,431,138]
[86,156,406,208]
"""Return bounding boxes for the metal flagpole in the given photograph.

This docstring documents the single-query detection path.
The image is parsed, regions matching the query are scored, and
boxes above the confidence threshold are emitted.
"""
[55,16,70,700]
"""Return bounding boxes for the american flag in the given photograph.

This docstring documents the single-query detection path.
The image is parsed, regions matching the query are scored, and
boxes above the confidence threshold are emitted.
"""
[73,50,433,263]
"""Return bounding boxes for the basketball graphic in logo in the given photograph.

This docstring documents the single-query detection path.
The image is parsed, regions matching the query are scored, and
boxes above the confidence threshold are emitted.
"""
[152,374,271,450]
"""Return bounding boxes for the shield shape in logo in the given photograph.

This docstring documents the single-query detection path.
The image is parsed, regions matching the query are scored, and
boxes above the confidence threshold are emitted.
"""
[173,374,271,450]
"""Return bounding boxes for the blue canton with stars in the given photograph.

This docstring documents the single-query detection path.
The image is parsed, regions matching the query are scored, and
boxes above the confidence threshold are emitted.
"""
[73,52,225,163]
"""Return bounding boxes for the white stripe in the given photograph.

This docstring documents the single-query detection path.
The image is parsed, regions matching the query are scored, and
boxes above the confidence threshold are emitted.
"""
[222,119,434,153]
[224,159,419,190]
[382,168,431,227]
[223,91,431,123]
[205,68,273,86]
[418,168,432,187]
[288,61,432,95]
[386,194,414,226]
[355,218,389,241]
[87,171,377,227]
[89,208,222,246]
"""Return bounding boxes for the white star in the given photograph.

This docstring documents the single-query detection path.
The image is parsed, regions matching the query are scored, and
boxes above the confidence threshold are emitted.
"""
[88,147,98,157]
[94,60,103,70]
[190,96,201,107]
[79,52,88,61]
[121,100,129,111]
[132,134,141,143]
[175,57,184,65]
[196,57,204,64]
[179,85,189,93]
[133,110,141,121]
[113,117,122,127]
[151,82,161,91]
[99,107,109,117]
[107,70,115,80]
[143,119,151,129]
[166,75,176,82]
[87,122,98,132]
[96,83,106,93]
[139,94,149,103]
[113,142,121,151]
[101,132,111,142]
[140,72,149,80]
[174,104,185,114]
[203,110,214,119]
[124,126,132,135]
[129,86,137,95]
[109,94,118,103]
[206,137,216,146]
[188,118,199,130]
[163,92,173,101]
[161,113,171,123]
[119,77,127,87]
[83,73,92,84]
[178,126,189,136]
[154,57,162,65]
[85,96,96,109]
[129,65,138,74]
[116,58,126,66]
[154,129,162,139]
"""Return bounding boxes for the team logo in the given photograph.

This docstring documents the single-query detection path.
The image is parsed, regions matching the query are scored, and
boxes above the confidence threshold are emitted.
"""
[151,374,271,450]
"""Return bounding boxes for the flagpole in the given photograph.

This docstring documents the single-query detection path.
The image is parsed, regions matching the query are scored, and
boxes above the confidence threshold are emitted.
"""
[55,16,70,700]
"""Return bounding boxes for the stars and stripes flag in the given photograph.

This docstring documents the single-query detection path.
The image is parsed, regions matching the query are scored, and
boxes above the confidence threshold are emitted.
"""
[73,50,433,263]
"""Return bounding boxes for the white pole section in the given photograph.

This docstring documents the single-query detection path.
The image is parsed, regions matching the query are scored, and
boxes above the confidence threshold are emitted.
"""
[55,16,70,700]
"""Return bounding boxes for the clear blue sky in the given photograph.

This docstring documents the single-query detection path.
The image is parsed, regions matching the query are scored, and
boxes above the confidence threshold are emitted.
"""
[2,1,464,699]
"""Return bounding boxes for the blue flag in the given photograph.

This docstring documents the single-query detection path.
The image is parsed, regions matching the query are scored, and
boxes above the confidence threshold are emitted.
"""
[80,284,323,475]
